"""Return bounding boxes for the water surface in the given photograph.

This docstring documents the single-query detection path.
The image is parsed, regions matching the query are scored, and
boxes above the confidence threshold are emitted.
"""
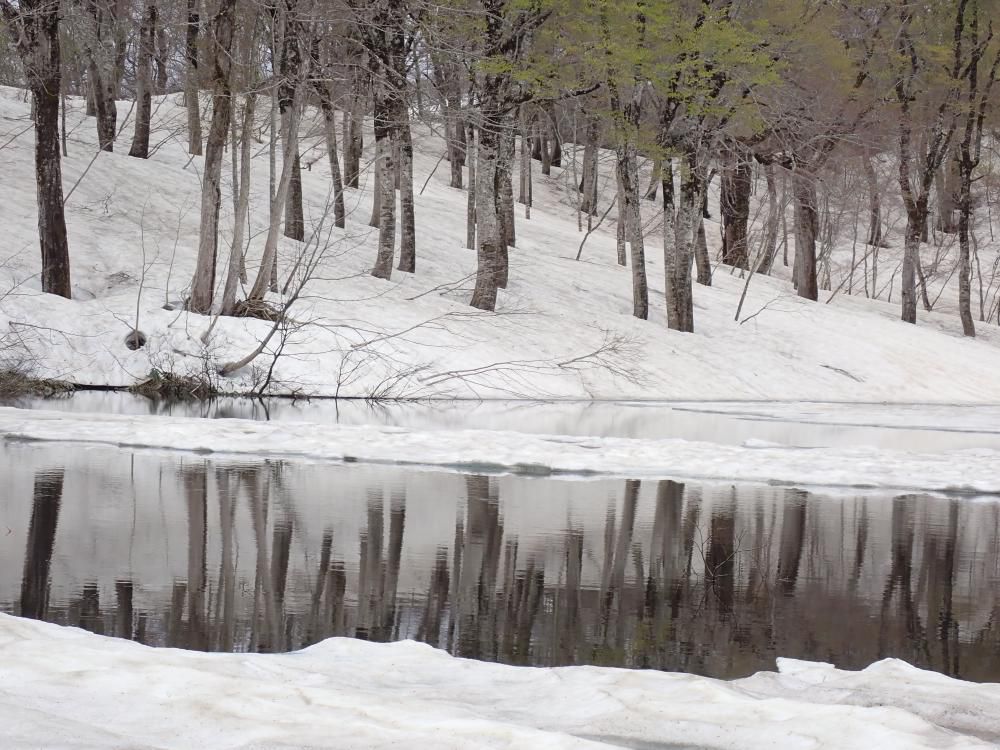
[2,440,998,681]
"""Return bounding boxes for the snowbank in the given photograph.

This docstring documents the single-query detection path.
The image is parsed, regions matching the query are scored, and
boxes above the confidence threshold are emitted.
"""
[2,406,999,494]
[0,614,996,749]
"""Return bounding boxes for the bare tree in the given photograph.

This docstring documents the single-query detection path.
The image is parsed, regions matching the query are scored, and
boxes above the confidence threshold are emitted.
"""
[188,0,240,313]
[2,0,73,297]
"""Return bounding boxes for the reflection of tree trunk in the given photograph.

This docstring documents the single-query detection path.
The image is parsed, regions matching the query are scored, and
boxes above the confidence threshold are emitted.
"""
[382,491,406,637]
[707,504,735,616]
[216,469,237,650]
[20,470,65,620]
[114,580,134,639]
[560,529,584,664]
[270,515,293,649]
[878,497,927,664]
[600,480,639,647]
[359,492,380,637]
[651,481,684,600]
[184,465,208,650]
[646,481,684,637]
[309,529,333,640]
[513,560,544,663]
[777,491,807,596]
[455,476,503,659]
[78,582,103,634]
[248,470,279,651]
[926,501,960,676]
[849,498,869,593]
[417,548,450,646]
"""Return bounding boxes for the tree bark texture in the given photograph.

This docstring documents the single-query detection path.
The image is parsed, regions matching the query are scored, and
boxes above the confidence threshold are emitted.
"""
[185,0,202,155]
[398,112,416,273]
[7,0,73,297]
[128,2,156,158]
[189,0,238,313]
[792,169,819,302]
[720,148,751,269]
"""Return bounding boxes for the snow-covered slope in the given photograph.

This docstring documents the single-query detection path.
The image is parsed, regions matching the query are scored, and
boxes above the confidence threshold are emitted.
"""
[2,86,1000,400]
[1,614,997,749]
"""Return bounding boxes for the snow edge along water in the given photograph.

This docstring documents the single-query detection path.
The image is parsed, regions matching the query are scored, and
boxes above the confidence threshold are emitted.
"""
[2,406,999,497]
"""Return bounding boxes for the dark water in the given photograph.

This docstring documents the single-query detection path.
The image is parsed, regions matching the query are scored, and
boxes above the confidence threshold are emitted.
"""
[2,440,999,681]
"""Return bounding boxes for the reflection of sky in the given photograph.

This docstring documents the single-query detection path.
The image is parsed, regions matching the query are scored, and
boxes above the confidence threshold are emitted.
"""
[6,393,1000,451]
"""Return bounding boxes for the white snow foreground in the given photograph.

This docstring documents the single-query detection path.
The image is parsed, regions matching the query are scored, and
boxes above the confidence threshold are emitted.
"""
[0,614,996,750]
[2,406,999,495]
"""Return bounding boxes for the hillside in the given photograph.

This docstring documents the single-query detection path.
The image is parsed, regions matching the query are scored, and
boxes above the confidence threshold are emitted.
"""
[2,86,1000,402]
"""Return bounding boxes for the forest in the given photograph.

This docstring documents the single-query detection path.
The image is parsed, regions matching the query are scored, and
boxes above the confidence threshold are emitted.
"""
[1,0,1000,398]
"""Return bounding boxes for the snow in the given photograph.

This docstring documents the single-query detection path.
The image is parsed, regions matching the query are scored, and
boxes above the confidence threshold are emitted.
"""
[0,613,996,749]
[8,392,1000,452]
[3,86,1000,401]
[3,405,999,495]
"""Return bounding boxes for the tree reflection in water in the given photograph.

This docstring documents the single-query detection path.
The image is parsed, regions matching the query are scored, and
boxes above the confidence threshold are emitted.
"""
[4,454,1000,682]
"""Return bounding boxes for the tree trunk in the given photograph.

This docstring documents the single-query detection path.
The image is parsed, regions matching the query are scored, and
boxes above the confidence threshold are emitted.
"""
[615,168,627,266]
[643,157,661,201]
[466,122,477,250]
[221,94,255,315]
[540,126,551,176]
[344,74,365,189]
[370,111,396,280]
[935,153,960,234]
[87,57,117,151]
[674,155,697,332]
[128,2,156,158]
[792,168,819,301]
[957,166,975,337]
[470,121,502,311]
[185,0,202,155]
[188,0,237,313]
[398,112,416,273]
[900,213,921,324]
[720,148,751,269]
[693,164,711,286]
[617,143,647,319]
[368,154,382,227]
[863,150,882,247]
[498,125,516,255]
[662,158,681,329]
[248,97,300,301]
[317,87,346,228]
[18,0,73,298]
[278,2,303,243]
[547,105,562,168]
[441,61,465,189]
[579,115,599,215]
[154,24,168,94]
[758,161,779,275]
[283,148,304,240]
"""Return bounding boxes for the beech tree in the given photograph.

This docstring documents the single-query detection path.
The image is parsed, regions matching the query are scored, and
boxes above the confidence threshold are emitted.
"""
[2,0,73,297]
[189,0,240,313]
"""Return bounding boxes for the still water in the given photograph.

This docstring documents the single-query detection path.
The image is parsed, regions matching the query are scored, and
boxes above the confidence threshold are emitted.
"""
[2,440,998,681]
